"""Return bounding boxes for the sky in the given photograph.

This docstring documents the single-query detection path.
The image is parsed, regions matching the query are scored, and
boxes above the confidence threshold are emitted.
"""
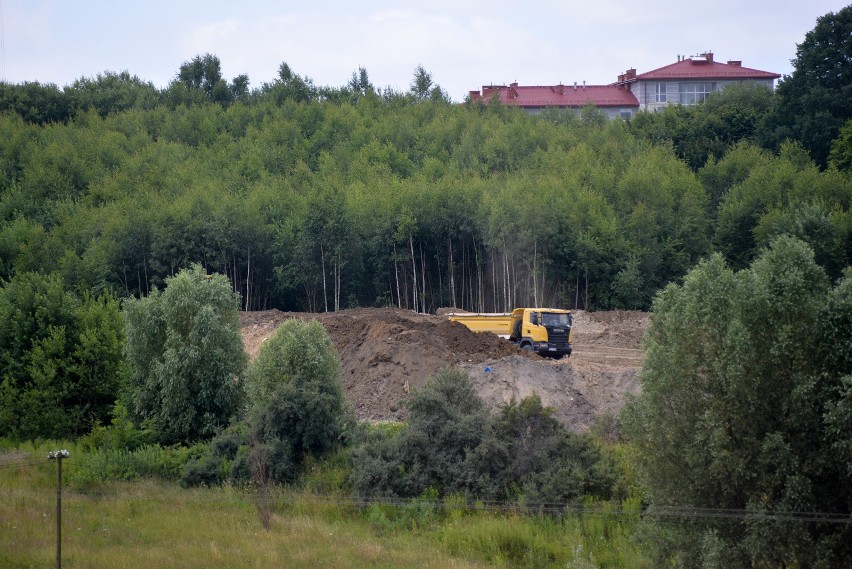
[2,0,848,102]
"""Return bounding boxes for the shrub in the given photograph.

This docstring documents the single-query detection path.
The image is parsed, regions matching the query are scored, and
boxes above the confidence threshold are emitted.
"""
[0,272,125,439]
[72,444,189,485]
[180,425,248,487]
[244,318,342,410]
[624,238,852,567]
[351,368,490,498]
[123,265,246,445]
[244,319,349,485]
[352,371,617,505]
[79,402,152,452]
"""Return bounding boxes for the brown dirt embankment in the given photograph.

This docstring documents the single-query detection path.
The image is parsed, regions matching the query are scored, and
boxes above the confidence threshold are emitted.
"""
[240,307,647,432]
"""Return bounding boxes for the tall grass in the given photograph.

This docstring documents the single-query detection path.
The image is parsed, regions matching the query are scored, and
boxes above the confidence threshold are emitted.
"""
[1,440,650,568]
[436,498,648,568]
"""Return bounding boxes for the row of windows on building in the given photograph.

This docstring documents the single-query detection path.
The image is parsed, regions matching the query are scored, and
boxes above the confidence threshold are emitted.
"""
[654,82,715,105]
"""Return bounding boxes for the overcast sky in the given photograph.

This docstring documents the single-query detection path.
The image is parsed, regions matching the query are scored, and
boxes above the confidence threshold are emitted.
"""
[2,0,847,102]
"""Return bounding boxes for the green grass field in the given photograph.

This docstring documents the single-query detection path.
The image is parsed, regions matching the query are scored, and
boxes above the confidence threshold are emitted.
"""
[1,442,649,568]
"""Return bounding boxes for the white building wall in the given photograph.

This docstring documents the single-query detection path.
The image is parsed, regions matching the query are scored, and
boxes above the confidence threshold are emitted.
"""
[632,78,775,112]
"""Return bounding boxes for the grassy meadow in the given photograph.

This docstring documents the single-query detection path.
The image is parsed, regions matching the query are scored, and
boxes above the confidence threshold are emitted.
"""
[1,441,649,569]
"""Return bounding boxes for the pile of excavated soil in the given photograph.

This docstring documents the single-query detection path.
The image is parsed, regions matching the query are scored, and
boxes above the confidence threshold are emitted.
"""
[239,307,647,432]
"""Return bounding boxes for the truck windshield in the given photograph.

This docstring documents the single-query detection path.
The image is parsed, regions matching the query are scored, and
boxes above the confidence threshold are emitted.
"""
[542,313,571,327]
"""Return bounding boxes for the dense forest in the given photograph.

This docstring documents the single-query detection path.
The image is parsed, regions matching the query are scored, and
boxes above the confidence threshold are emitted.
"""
[1,6,851,568]
[1,17,850,316]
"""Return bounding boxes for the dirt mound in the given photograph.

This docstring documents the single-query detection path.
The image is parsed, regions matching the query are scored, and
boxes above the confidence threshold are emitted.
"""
[240,307,647,432]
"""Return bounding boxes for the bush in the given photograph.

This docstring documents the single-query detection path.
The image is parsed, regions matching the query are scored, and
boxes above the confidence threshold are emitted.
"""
[72,444,190,485]
[180,426,248,487]
[244,318,342,411]
[351,369,616,504]
[79,402,152,452]
[624,238,852,567]
[0,272,125,440]
[123,265,246,445]
[244,319,349,485]
[351,368,490,498]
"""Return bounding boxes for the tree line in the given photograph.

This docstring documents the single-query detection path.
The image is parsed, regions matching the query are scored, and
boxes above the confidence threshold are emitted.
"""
[1,7,851,567]
[0,71,849,317]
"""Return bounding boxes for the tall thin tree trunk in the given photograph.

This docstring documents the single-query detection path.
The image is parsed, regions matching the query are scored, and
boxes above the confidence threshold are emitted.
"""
[492,250,497,313]
[449,240,457,308]
[503,250,509,311]
[321,244,328,313]
[142,251,149,295]
[511,256,517,309]
[334,252,341,312]
[533,240,539,307]
[410,235,418,313]
[474,239,483,312]
[394,243,402,309]
[304,282,315,313]
[245,246,251,312]
[575,266,580,309]
[461,243,466,310]
[420,242,427,314]
[437,243,443,309]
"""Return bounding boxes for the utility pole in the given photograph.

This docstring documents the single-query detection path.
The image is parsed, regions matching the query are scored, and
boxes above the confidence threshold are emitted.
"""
[47,449,69,569]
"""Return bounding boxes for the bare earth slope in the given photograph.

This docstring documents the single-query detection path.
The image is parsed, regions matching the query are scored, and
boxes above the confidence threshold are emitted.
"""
[240,308,646,432]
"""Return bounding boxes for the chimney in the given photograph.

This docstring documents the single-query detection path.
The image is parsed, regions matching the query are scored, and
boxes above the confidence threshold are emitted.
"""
[582,80,586,89]
[705,51,714,63]
[625,68,636,80]
[727,60,742,67]
[556,83,564,95]
[574,81,577,90]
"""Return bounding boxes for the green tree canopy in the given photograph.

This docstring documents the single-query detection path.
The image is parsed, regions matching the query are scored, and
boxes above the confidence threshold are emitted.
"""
[243,318,348,483]
[0,272,125,439]
[624,237,852,568]
[352,368,615,503]
[123,264,246,444]
[244,318,342,410]
[829,117,852,171]
[772,6,852,167]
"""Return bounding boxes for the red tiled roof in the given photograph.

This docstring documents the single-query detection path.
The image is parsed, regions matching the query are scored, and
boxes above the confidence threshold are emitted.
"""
[472,84,638,108]
[633,57,780,81]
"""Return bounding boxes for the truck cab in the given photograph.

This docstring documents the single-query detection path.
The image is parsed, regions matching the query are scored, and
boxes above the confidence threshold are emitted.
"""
[509,308,573,359]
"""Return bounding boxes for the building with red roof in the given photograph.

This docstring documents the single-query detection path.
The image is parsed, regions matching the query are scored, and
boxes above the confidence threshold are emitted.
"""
[468,51,781,118]
[470,82,639,119]
[615,51,781,112]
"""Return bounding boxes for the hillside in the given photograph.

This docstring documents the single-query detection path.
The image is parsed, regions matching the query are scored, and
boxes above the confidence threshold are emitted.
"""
[240,308,646,432]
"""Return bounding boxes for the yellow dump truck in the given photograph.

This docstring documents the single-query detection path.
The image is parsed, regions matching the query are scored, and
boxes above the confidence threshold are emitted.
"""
[447,308,573,359]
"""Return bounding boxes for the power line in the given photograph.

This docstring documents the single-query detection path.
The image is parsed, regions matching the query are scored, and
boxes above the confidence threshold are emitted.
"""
[2,455,849,525]
[0,458,51,470]
[2,484,850,525]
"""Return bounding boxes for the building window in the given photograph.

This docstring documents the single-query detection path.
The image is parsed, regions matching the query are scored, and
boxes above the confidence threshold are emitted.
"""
[620,110,632,119]
[678,82,715,105]
[655,83,667,103]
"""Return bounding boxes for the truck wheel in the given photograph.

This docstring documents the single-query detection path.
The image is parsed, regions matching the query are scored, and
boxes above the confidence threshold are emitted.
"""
[521,343,534,352]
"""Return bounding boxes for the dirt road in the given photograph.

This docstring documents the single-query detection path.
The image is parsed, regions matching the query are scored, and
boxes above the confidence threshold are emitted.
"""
[240,308,646,432]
